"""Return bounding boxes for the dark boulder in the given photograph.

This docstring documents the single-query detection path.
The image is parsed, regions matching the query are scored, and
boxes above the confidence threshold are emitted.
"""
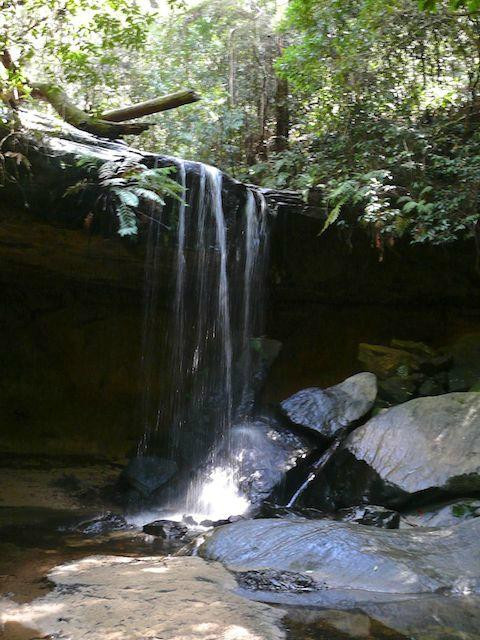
[213,416,313,508]
[119,456,177,499]
[377,375,418,405]
[75,512,129,535]
[359,342,451,380]
[443,333,480,392]
[297,393,480,510]
[143,519,188,539]
[260,502,399,528]
[335,505,400,529]
[233,338,282,417]
[358,343,424,379]
[199,517,480,599]
[259,503,326,520]
[200,515,246,528]
[236,569,317,593]
[280,373,377,441]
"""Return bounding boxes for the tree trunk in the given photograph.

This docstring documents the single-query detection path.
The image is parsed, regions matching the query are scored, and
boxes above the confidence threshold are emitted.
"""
[273,37,289,152]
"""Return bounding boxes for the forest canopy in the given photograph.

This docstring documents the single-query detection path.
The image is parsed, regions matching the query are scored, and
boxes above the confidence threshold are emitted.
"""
[1,0,480,247]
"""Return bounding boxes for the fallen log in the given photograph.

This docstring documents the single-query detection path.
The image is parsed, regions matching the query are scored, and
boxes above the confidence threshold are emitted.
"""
[31,83,154,138]
[100,90,200,122]
[1,48,200,139]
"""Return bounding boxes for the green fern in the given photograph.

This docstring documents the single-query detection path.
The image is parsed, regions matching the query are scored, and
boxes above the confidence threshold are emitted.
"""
[116,201,138,237]
[63,157,183,237]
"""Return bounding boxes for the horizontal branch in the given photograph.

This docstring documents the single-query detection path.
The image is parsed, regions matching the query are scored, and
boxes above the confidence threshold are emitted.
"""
[100,89,201,122]
[31,83,153,138]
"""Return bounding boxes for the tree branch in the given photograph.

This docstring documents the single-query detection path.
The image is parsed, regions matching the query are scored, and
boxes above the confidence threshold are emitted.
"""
[31,82,154,138]
[1,48,201,138]
[100,89,200,122]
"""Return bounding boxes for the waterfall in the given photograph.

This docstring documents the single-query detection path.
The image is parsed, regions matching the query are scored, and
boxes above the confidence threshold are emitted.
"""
[137,159,269,520]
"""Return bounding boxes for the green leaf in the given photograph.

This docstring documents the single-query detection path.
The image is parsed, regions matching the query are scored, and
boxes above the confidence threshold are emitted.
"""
[113,188,139,208]
[116,202,138,237]
[402,201,418,213]
[319,199,344,236]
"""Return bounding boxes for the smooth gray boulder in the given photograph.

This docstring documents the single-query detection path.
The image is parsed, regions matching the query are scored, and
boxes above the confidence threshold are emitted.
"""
[298,392,480,509]
[280,372,377,440]
[199,518,480,599]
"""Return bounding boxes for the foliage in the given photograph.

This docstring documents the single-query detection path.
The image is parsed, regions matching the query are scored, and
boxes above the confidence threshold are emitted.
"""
[419,0,480,10]
[126,0,285,176]
[452,502,480,517]
[0,112,30,187]
[2,0,480,248]
[0,0,156,109]
[64,157,182,237]
[265,0,480,248]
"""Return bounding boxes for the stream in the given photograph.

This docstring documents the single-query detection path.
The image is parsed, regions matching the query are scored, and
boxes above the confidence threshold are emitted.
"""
[0,505,409,640]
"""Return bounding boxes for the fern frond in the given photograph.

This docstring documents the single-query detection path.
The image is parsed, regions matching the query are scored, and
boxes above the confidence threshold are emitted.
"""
[112,187,139,208]
[131,187,165,204]
[116,201,138,237]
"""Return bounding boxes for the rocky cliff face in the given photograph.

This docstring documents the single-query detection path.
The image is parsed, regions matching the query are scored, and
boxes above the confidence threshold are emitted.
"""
[1,112,479,457]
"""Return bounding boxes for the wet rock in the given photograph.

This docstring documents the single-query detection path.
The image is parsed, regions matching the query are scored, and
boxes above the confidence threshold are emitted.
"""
[259,503,326,520]
[364,594,480,640]
[359,342,450,382]
[417,375,448,397]
[235,338,282,415]
[143,519,188,539]
[251,337,283,393]
[418,354,452,377]
[199,517,480,598]
[358,344,423,379]
[401,499,480,528]
[298,392,480,510]
[236,569,318,593]
[200,516,246,528]
[390,339,437,358]
[199,518,230,528]
[284,601,477,640]
[119,456,177,498]
[0,555,285,640]
[75,512,129,535]
[377,375,418,405]
[213,416,313,507]
[280,373,377,441]
[335,505,400,529]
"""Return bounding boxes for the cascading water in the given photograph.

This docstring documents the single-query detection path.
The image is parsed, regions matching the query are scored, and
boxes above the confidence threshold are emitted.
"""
[136,159,269,521]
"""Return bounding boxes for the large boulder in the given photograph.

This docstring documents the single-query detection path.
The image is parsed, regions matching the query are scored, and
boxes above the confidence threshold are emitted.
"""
[280,372,377,440]
[215,416,313,508]
[199,518,480,600]
[297,392,480,510]
[0,555,285,640]
[358,343,424,379]
[358,341,451,380]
